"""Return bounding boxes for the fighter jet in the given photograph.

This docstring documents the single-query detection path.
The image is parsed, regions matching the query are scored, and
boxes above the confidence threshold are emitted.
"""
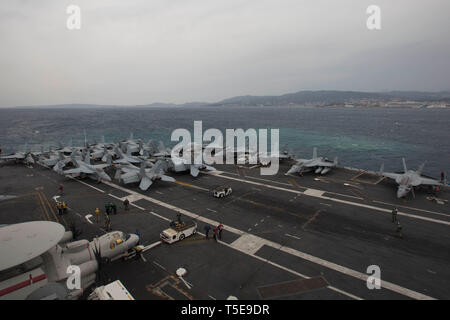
[0,150,35,164]
[169,142,216,177]
[59,152,112,182]
[379,158,443,198]
[113,146,143,164]
[115,160,175,191]
[286,147,338,175]
[119,133,141,154]
[151,141,171,158]
[139,139,164,157]
[52,150,84,172]
[39,151,65,167]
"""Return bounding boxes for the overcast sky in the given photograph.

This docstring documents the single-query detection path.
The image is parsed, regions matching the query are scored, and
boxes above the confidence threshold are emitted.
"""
[1,0,449,106]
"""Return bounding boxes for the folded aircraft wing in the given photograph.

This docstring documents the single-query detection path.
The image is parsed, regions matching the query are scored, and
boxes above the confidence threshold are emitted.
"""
[121,171,140,184]
[382,172,403,180]
[312,160,336,167]
[65,167,95,174]
[160,175,175,182]
[416,177,442,186]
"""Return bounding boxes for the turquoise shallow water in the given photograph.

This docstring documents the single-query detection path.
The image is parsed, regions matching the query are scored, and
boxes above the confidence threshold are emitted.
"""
[0,106,448,177]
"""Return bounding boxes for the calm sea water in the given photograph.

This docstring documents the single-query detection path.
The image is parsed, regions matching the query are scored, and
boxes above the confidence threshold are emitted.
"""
[0,106,449,177]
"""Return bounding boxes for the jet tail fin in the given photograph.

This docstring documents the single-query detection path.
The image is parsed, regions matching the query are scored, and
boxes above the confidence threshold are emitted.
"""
[139,161,146,177]
[114,166,122,182]
[402,158,408,173]
[333,156,338,166]
[379,163,384,175]
[312,147,317,159]
[417,161,426,175]
[114,146,123,159]
[84,151,91,164]
[70,152,79,167]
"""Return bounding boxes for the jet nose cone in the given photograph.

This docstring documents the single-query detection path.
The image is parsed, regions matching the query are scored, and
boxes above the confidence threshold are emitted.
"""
[397,189,408,198]
[130,233,140,245]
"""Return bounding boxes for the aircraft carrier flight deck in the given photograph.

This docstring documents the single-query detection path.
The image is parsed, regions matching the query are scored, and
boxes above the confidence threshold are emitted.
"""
[0,161,449,300]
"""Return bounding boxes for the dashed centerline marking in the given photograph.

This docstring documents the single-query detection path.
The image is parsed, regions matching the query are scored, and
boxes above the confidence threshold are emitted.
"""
[285,234,301,240]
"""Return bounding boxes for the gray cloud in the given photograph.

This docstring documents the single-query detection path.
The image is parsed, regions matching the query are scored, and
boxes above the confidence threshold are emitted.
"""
[0,0,449,106]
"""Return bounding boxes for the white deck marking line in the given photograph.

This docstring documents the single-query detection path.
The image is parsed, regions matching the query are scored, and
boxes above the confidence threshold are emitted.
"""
[216,170,365,200]
[207,208,217,213]
[108,193,144,210]
[219,238,361,300]
[131,203,145,210]
[373,200,450,218]
[207,172,450,226]
[67,176,106,193]
[218,169,450,218]
[149,211,171,222]
[276,246,434,300]
[99,180,435,300]
[285,234,301,240]
[109,193,170,221]
[153,261,166,270]
[208,295,216,300]
[320,203,332,207]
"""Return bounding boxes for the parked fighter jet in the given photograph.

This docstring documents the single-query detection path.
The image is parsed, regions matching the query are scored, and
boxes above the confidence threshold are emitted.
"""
[52,150,84,172]
[169,142,216,177]
[39,151,65,167]
[119,133,141,154]
[139,139,163,157]
[152,141,171,158]
[59,152,112,182]
[379,158,443,198]
[0,147,35,164]
[113,146,143,164]
[115,160,175,191]
[101,146,117,162]
[286,147,337,175]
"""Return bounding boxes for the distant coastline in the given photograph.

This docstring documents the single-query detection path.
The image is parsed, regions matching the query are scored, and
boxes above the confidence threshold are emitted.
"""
[6,90,450,109]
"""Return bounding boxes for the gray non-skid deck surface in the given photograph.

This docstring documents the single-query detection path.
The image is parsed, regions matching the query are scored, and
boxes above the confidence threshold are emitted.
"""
[0,162,449,300]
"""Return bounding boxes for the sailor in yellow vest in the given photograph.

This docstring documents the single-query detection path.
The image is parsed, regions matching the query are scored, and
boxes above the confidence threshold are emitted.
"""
[62,202,67,214]
[95,208,101,223]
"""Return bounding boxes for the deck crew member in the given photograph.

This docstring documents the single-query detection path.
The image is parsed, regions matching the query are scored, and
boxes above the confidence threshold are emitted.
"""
[213,227,218,242]
[123,198,129,211]
[105,214,111,231]
[56,201,63,215]
[62,202,67,214]
[218,223,224,240]
[396,221,403,238]
[204,225,211,239]
[391,208,398,223]
[59,184,64,195]
[111,203,117,215]
[105,203,110,215]
[95,208,101,223]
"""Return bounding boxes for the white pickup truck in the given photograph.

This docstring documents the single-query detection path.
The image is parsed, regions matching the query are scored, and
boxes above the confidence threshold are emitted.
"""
[160,220,197,244]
